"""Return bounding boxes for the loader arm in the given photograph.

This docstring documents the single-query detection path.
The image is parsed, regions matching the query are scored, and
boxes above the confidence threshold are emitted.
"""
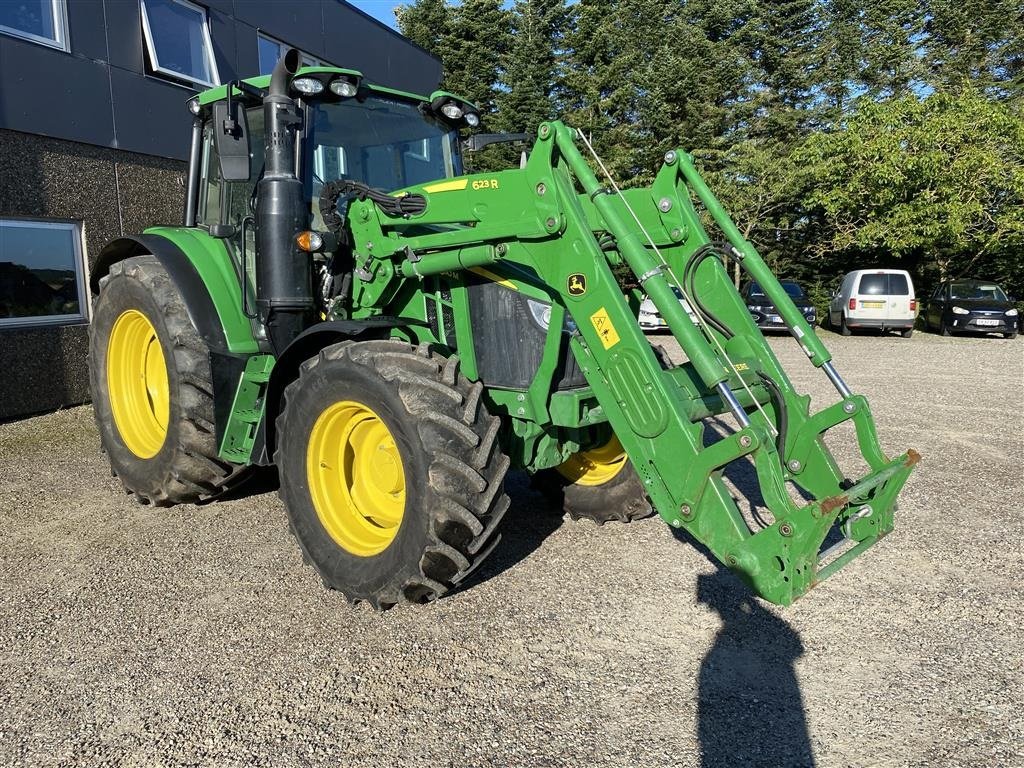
[345,120,918,605]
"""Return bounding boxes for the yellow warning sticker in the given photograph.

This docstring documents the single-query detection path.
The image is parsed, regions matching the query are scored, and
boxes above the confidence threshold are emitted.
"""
[590,307,620,349]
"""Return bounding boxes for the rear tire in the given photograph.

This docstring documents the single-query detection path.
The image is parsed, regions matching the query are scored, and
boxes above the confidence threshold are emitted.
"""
[840,313,852,336]
[275,340,510,609]
[535,436,653,524]
[88,256,237,505]
[900,327,913,338]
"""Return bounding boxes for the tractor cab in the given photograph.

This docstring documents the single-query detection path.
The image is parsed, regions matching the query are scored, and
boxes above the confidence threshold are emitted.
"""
[192,66,474,221]
[182,59,480,350]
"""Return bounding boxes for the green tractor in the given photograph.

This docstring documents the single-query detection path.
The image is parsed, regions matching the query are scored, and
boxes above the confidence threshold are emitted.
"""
[89,51,918,609]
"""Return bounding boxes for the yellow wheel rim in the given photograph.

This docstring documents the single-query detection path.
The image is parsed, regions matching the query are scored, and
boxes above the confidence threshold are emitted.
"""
[306,400,406,557]
[107,309,170,459]
[556,435,628,487]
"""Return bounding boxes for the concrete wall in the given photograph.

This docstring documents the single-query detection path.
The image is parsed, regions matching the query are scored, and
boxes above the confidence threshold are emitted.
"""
[0,129,185,420]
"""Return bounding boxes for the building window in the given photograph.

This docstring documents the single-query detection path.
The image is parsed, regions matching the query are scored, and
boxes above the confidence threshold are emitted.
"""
[0,0,69,51]
[257,31,324,75]
[0,219,88,328]
[140,0,219,88]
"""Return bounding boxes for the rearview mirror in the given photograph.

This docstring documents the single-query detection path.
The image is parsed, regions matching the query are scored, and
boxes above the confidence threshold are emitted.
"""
[213,100,251,182]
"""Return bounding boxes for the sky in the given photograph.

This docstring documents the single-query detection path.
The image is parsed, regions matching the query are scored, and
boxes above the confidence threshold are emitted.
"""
[348,1,403,30]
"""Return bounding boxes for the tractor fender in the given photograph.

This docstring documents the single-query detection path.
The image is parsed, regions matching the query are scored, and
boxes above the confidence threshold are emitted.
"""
[252,318,424,465]
[92,229,260,355]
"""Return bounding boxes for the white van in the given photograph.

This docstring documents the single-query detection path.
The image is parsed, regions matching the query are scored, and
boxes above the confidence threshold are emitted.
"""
[828,269,916,337]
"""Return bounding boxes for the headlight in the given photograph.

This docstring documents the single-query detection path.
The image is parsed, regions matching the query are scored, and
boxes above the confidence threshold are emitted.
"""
[329,78,358,97]
[952,306,969,315]
[527,298,552,329]
[441,102,463,120]
[1006,308,1019,316]
[465,112,480,127]
[187,97,201,115]
[291,77,324,95]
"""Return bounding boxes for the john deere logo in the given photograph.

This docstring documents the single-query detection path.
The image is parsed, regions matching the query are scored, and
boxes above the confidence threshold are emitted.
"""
[567,273,587,296]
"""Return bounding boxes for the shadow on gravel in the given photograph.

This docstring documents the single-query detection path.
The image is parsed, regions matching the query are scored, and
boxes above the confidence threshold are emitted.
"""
[695,567,815,768]
[203,467,280,505]
[687,425,817,766]
[453,471,563,594]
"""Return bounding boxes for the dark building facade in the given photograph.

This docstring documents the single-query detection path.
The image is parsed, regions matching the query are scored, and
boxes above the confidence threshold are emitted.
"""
[0,0,441,420]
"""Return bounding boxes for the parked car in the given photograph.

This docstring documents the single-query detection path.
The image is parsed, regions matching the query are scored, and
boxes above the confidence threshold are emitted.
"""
[925,279,1018,339]
[828,269,916,337]
[740,279,816,331]
[638,286,698,331]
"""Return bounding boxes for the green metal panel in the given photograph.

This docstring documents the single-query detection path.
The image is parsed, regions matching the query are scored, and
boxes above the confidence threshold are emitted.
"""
[143,226,259,354]
[219,354,275,463]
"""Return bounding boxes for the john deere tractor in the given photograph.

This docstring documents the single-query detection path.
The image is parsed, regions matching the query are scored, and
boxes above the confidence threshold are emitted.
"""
[89,51,917,609]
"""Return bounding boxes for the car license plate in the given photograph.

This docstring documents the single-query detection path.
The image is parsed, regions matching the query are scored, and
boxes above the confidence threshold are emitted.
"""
[976,318,999,327]
[768,314,782,323]
[861,301,884,309]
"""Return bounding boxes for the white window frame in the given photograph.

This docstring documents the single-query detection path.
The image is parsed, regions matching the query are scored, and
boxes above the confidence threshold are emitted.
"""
[0,218,89,329]
[0,0,69,51]
[404,138,430,163]
[256,30,325,74]
[140,0,220,88]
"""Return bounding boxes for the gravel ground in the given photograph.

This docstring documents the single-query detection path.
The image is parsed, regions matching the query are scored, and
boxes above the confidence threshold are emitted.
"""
[0,330,1021,768]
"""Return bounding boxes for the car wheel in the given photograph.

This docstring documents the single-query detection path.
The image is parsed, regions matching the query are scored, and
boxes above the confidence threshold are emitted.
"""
[900,327,913,338]
[840,313,852,336]
[940,320,952,337]
[1005,332,1018,340]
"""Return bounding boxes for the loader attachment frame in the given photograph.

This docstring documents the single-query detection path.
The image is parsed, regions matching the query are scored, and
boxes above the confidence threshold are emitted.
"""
[344,120,919,605]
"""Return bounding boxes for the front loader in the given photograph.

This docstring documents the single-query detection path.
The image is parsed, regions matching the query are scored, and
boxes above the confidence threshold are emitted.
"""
[89,50,918,609]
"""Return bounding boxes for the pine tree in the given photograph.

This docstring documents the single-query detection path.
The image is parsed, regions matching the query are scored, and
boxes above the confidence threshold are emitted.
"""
[494,0,568,135]
[395,0,451,54]
[441,0,513,115]
[924,0,1024,99]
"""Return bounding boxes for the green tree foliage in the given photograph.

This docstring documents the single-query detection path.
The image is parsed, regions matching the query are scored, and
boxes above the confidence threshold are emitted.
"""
[925,0,1024,98]
[798,90,1024,294]
[394,0,450,53]
[395,0,1024,296]
[495,0,567,134]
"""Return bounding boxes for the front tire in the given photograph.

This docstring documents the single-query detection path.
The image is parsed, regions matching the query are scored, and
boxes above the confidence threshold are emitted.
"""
[88,256,237,505]
[275,340,510,609]
[537,436,653,524]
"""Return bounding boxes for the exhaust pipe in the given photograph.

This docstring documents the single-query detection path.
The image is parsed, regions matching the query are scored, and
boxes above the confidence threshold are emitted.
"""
[256,48,312,353]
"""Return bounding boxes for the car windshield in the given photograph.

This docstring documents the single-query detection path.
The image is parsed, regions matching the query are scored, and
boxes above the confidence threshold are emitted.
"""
[749,281,804,298]
[305,95,462,197]
[949,281,1008,301]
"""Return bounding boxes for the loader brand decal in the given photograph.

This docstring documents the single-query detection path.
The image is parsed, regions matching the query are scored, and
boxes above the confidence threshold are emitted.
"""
[423,179,469,193]
[590,307,620,349]
[471,179,500,190]
[567,273,587,296]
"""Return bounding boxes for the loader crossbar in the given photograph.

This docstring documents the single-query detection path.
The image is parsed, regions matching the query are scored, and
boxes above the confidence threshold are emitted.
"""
[347,120,918,605]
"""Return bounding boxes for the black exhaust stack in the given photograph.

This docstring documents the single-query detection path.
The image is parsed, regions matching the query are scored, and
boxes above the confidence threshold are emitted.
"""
[256,49,312,353]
